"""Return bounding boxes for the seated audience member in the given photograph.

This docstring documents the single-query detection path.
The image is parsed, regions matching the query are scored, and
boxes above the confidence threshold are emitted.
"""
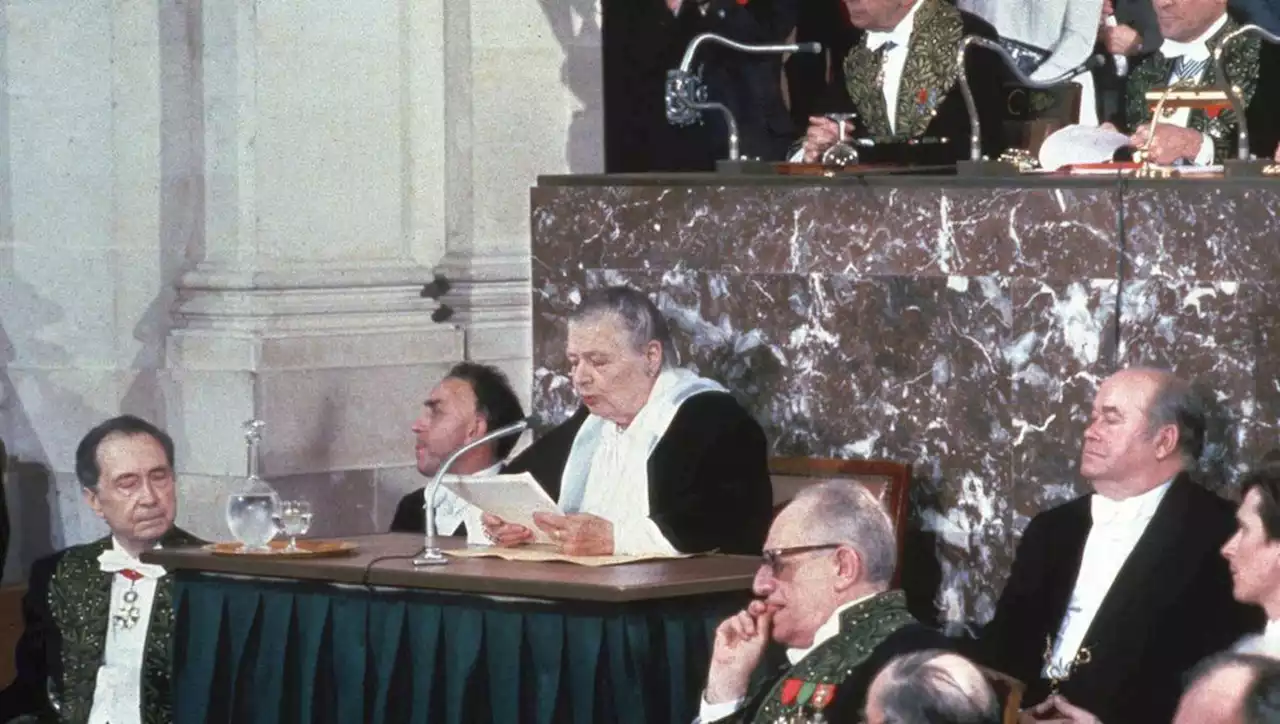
[1223,464,1280,656]
[697,481,952,723]
[0,416,202,723]
[864,649,1002,724]
[1025,652,1280,724]
[487,286,773,556]
[796,0,1011,163]
[389,362,525,538]
[969,368,1262,724]
[1106,0,1280,165]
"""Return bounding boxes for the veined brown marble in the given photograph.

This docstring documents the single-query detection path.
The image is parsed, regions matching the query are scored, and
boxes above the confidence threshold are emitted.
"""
[528,176,1280,627]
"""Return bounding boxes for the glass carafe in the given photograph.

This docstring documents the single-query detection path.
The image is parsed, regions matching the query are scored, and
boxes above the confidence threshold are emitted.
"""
[225,420,280,552]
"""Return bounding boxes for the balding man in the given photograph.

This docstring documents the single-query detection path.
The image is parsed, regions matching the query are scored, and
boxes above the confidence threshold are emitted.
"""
[969,368,1262,724]
[865,649,1001,724]
[1174,652,1280,724]
[696,481,952,723]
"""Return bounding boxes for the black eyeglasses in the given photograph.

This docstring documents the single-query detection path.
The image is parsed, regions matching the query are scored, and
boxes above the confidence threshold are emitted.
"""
[760,543,844,573]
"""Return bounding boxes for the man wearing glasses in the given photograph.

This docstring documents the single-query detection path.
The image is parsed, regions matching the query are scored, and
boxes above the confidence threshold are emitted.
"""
[696,480,951,723]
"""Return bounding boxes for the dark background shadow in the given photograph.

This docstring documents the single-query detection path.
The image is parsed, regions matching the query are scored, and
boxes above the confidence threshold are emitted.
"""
[536,0,605,173]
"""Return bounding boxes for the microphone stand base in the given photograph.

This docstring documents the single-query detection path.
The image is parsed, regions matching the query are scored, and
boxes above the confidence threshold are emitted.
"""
[411,548,449,566]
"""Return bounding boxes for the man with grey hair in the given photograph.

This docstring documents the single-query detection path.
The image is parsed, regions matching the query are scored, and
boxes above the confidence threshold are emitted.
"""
[486,285,773,556]
[864,649,1001,724]
[971,367,1261,724]
[696,480,952,723]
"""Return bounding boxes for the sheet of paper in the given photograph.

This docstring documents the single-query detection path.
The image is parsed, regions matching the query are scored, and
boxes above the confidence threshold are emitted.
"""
[439,472,562,544]
[1038,124,1132,171]
[444,544,693,567]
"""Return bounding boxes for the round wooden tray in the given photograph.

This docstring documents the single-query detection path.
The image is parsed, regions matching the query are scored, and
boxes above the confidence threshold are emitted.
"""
[203,540,358,558]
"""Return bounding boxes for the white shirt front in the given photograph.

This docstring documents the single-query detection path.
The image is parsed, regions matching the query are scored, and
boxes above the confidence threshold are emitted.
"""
[1235,619,1280,656]
[89,540,167,724]
[1043,481,1172,678]
[578,420,680,556]
[1154,12,1229,165]
[864,0,926,135]
[428,462,502,545]
[695,593,878,723]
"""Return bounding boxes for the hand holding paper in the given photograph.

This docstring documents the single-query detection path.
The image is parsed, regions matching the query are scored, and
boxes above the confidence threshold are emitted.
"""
[440,472,562,545]
[534,512,615,556]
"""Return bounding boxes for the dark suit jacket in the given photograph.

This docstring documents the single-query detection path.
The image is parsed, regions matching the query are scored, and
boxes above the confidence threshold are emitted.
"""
[502,391,773,556]
[603,0,799,171]
[966,475,1263,724]
[1230,0,1280,35]
[0,527,203,724]
[808,0,1010,162]
[390,488,470,537]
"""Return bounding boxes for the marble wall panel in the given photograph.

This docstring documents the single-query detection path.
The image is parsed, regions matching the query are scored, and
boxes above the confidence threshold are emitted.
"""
[1122,186,1280,281]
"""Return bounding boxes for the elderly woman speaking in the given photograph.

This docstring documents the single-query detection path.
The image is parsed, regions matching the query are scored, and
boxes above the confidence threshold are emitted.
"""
[486,286,773,556]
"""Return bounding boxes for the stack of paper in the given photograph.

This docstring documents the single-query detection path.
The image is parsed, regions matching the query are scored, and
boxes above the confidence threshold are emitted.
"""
[440,472,562,544]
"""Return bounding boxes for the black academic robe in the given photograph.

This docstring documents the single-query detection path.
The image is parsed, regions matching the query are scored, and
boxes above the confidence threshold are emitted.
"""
[1112,13,1280,161]
[0,527,204,724]
[966,475,1263,724]
[603,0,799,171]
[502,391,773,556]
[715,591,954,723]
[808,0,1011,162]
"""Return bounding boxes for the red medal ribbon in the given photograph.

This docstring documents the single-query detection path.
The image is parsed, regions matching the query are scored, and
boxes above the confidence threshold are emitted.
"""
[780,678,804,706]
[118,569,144,582]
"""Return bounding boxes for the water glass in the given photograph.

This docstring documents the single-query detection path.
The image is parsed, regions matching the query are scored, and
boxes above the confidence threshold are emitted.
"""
[274,500,313,552]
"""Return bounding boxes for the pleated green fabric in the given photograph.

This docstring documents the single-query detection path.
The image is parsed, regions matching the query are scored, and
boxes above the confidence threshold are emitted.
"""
[172,574,746,724]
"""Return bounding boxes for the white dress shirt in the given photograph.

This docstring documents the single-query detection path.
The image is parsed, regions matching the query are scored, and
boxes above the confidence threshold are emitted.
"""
[1154,12,1229,166]
[695,594,878,723]
[429,462,502,545]
[864,0,926,135]
[578,420,680,556]
[1235,619,1280,656]
[89,539,167,724]
[1043,481,1172,678]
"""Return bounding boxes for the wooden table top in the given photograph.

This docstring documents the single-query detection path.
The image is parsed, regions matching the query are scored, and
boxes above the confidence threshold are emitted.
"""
[142,533,761,603]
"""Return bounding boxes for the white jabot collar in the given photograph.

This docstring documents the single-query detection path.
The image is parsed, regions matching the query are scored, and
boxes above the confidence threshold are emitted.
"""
[865,0,925,52]
[1090,479,1172,526]
[97,537,167,579]
[1160,12,1229,61]
[785,592,880,664]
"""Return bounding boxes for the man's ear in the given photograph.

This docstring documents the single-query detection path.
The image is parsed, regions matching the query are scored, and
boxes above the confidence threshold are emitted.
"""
[83,486,106,520]
[833,546,863,591]
[645,341,663,376]
[1154,423,1180,461]
[469,414,490,444]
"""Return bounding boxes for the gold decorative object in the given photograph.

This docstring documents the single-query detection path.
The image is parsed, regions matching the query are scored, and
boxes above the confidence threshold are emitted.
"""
[1043,634,1093,694]
[998,148,1040,172]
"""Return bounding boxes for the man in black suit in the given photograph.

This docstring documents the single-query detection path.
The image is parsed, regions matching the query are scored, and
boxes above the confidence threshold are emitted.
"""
[968,368,1263,724]
[481,286,773,557]
[698,481,954,723]
[603,0,799,171]
[796,0,1011,163]
[389,362,525,536]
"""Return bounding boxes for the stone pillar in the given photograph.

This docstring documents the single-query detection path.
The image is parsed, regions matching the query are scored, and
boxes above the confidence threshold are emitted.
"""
[163,0,462,539]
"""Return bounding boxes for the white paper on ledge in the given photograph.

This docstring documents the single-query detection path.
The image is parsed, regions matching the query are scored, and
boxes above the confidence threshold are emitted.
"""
[440,472,562,544]
[1038,124,1133,171]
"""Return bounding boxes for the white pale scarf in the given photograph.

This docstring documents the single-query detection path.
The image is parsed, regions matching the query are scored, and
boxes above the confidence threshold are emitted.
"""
[558,368,726,514]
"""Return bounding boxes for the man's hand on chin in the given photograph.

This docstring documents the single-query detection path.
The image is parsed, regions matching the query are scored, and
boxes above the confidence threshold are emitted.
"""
[1129,124,1207,165]
[705,600,774,704]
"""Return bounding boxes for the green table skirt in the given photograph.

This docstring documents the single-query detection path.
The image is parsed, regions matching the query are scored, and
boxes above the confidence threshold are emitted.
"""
[172,574,748,724]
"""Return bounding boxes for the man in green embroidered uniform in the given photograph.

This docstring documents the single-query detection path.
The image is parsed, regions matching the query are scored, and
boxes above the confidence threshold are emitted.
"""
[0,415,202,724]
[1107,0,1280,164]
[696,480,952,723]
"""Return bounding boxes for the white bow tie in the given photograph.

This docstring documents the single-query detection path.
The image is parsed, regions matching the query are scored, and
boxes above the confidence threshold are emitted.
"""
[98,549,167,580]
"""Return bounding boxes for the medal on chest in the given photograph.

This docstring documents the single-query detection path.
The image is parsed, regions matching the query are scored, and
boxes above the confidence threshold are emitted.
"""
[112,569,144,631]
[772,679,837,723]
